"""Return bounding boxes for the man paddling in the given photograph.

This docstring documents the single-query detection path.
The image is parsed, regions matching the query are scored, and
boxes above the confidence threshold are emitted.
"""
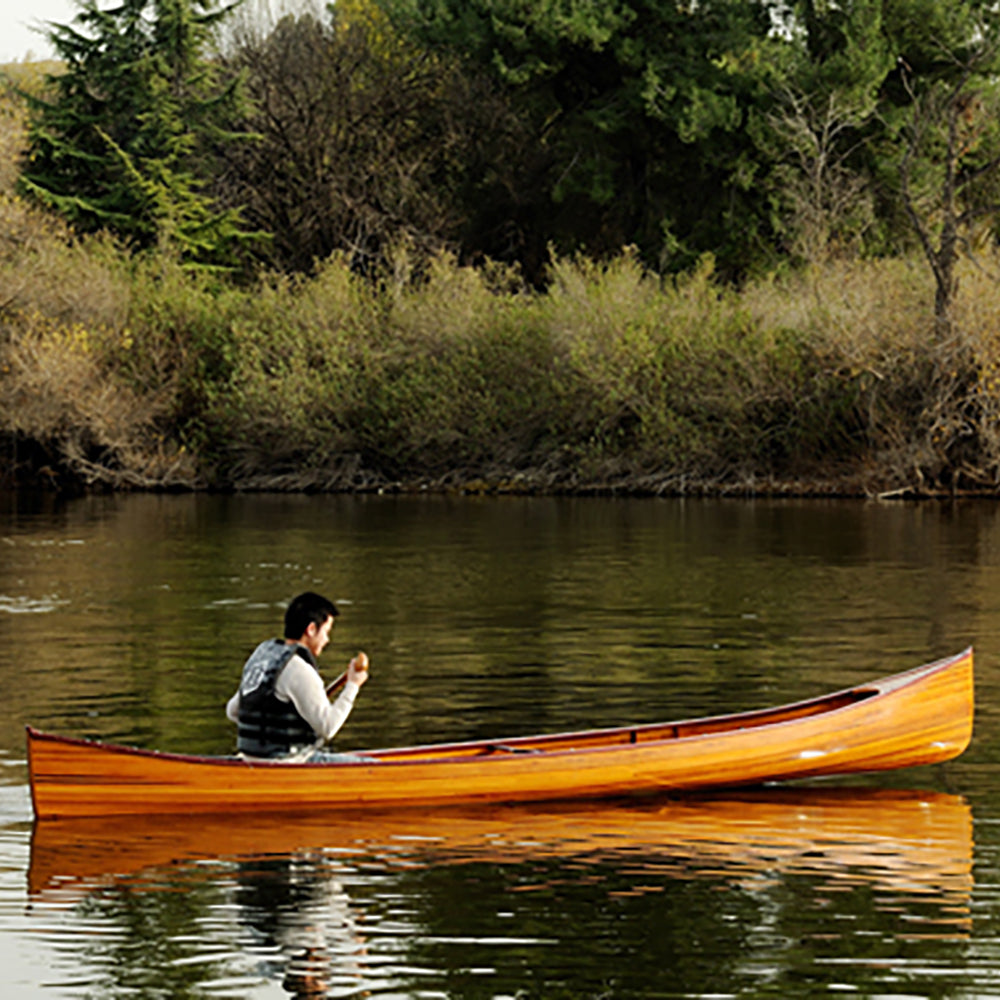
[226,591,369,760]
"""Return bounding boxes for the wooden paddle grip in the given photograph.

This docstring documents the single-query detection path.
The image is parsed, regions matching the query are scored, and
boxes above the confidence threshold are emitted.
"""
[325,652,369,695]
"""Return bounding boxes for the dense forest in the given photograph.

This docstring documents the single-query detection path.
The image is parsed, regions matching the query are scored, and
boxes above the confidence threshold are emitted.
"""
[3,0,1000,496]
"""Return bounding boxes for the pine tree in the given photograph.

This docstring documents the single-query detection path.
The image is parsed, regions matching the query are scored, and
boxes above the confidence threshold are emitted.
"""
[20,0,253,269]
[381,0,786,277]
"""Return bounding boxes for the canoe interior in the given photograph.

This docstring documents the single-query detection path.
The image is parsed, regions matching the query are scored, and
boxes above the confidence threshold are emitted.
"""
[27,685,879,768]
[367,689,877,761]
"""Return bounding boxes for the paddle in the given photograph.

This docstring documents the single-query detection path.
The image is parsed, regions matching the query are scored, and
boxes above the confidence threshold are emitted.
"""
[325,652,369,696]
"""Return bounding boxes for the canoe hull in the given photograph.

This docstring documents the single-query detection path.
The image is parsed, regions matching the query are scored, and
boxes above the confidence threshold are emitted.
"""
[27,648,974,819]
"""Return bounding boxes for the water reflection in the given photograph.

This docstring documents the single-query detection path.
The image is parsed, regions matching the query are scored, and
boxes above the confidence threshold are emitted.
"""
[28,788,974,901]
[236,856,367,998]
[26,789,972,997]
[5,492,1000,998]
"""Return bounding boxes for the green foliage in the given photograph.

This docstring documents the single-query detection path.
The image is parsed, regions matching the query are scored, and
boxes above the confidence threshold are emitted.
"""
[365,0,1000,290]
[747,1,893,264]
[19,0,255,269]
[10,1,1000,495]
[9,0,1000,297]
[382,0,787,277]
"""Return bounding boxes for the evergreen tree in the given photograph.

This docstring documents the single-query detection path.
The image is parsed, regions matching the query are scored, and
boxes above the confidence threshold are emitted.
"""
[20,0,253,268]
[376,0,1000,293]
[380,0,786,277]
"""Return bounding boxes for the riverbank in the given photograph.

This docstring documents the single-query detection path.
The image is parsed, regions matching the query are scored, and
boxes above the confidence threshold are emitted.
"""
[4,238,999,500]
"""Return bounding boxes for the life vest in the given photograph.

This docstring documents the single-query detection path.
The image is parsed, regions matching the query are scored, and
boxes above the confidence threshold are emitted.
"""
[237,639,317,757]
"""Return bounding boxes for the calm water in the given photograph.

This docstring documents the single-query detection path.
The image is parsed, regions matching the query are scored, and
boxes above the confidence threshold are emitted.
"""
[2,492,1000,998]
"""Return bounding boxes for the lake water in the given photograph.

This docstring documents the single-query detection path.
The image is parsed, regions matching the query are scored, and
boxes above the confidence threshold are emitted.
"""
[2,492,1000,998]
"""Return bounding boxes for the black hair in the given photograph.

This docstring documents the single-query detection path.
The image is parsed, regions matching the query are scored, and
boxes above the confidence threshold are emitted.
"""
[283,591,339,639]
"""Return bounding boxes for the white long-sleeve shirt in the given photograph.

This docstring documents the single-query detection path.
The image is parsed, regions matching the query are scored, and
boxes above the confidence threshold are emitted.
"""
[226,652,360,743]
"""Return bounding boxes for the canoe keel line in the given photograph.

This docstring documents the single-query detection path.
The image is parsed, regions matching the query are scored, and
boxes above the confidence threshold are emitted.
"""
[27,648,974,819]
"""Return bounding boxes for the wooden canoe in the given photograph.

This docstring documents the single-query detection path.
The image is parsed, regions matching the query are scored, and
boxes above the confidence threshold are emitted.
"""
[27,647,974,820]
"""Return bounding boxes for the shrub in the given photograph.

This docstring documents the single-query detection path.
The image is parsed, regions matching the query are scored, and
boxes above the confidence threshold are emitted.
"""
[0,307,196,486]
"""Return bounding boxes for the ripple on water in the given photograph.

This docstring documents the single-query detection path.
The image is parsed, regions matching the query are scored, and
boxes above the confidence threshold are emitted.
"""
[0,594,70,614]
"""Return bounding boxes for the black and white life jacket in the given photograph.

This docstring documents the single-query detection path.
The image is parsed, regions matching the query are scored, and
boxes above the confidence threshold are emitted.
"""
[236,639,316,757]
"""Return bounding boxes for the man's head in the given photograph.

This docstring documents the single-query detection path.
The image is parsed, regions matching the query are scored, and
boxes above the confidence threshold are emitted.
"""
[284,592,339,657]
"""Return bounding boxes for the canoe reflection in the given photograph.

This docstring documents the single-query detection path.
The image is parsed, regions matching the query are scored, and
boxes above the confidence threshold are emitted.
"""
[29,786,972,912]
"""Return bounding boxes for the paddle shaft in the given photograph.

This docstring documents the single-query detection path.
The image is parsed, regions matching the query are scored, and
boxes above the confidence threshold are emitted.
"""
[325,671,348,696]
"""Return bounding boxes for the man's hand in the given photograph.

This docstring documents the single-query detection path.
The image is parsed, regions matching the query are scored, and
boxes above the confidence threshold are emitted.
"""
[347,651,370,687]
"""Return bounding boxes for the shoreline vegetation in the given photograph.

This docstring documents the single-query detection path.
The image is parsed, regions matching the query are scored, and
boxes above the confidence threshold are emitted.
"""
[4,8,1000,502]
[5,181,1000,500]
